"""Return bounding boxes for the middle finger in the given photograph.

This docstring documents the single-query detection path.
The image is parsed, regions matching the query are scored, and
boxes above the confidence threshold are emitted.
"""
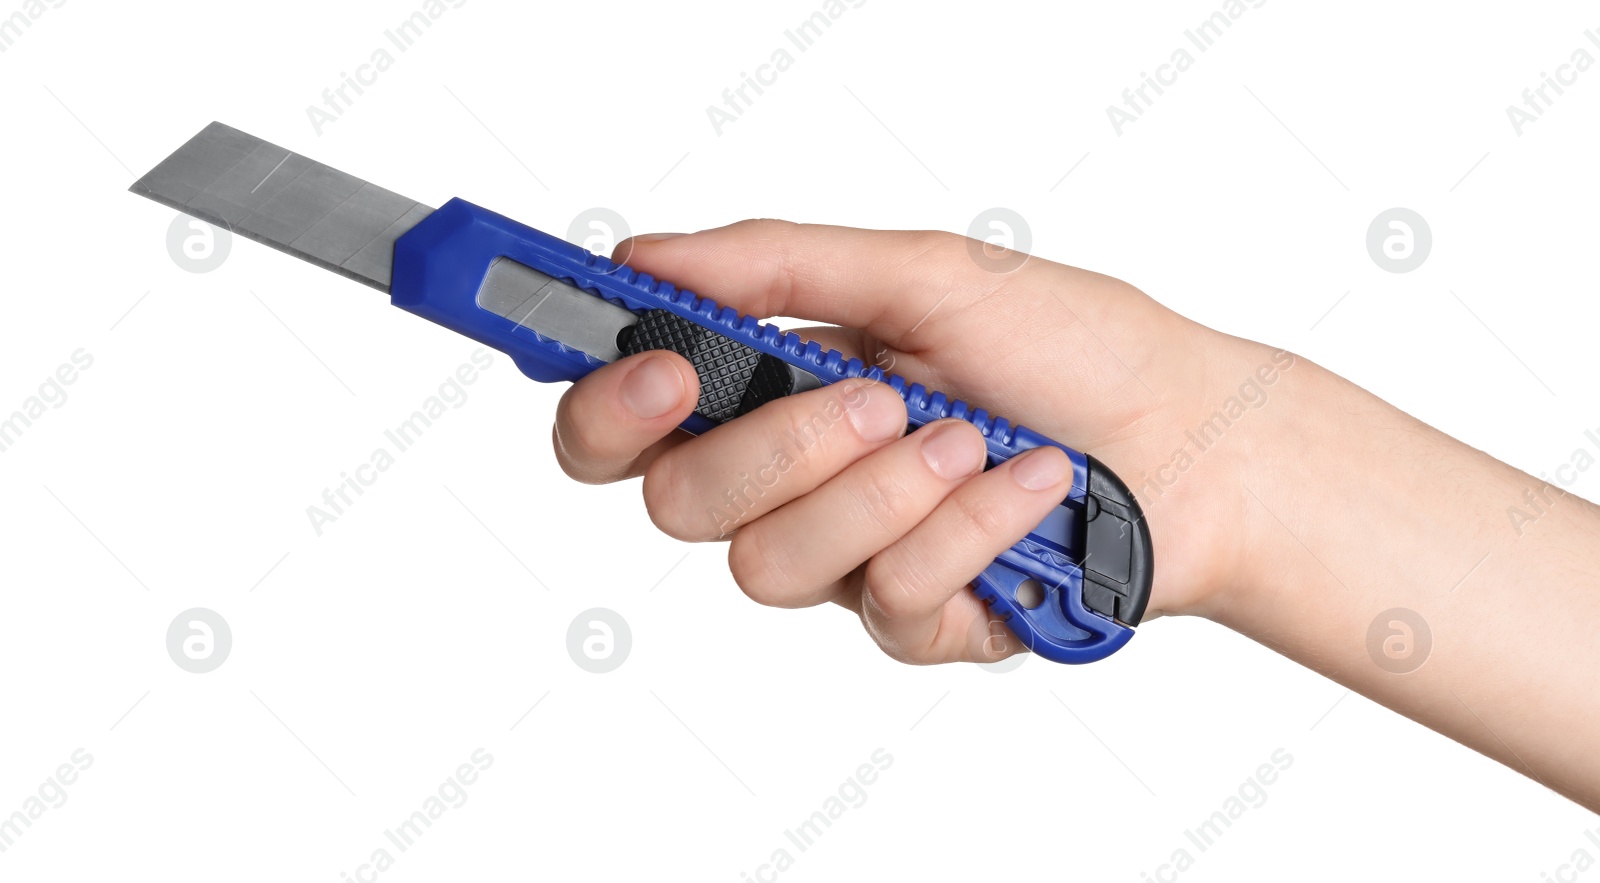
[640,378,909,541]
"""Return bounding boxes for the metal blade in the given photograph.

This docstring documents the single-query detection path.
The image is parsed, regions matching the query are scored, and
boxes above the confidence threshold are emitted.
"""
[129,121,432,292]
[132,122,645,365]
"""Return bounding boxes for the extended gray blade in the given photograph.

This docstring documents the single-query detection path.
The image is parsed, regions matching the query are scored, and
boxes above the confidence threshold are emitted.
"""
[132,122,646,365]
[129,121,432,292]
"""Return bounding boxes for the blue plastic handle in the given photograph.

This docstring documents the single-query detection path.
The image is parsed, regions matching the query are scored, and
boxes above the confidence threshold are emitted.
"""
[391,198,1149,663]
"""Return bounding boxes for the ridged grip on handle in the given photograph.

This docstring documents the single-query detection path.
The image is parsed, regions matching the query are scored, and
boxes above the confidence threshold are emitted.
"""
[390,198,1153,663]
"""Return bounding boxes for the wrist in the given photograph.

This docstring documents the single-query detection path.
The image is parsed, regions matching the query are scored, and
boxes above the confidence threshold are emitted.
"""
[1193,353,1348,626]
[1130,332,1333,623]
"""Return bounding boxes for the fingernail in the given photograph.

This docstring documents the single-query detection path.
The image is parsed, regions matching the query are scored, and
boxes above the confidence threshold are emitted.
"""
[920,422,986,480]
[844,382,906,443]
[633,232,687,242]
[620,355,686,419]
[1011,448,1069,491]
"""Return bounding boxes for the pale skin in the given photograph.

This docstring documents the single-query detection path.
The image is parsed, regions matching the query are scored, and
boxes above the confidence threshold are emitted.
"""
[549,221,1600,811]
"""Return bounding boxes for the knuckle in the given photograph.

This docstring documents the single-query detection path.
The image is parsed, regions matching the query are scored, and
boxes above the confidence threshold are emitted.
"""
[641,456,702,541]
[734,218,800,238]
[551,422,612,486]
[848,469,915,535]
[551,422,586,481]
[723,219,804,308]
[908,230,975,275]
[950,492,1010,539]
[861,615,934,667]
[727,526,797,608]
[769,396,834,458]
[552,391,614,481]
[917,228,969,259]
[857,602,909,663]
[768,382,876,463]
[862,554,934,621]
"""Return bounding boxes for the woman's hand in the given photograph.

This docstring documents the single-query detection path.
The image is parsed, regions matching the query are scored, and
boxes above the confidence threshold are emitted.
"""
[549,220,1287,662]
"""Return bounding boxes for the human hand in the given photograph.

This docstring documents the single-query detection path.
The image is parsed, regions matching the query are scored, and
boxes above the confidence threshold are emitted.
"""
[550,221,1290,663]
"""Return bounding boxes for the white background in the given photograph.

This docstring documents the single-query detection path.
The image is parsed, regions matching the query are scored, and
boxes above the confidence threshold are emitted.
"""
[2,0,1598,880]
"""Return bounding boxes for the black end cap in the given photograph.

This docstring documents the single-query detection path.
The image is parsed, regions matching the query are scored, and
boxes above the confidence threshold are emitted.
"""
[1082,455,1154,626]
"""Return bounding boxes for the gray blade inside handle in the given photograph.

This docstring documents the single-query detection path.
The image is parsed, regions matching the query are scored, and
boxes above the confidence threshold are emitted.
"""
[129,121,432,292]
[477,258,638,363]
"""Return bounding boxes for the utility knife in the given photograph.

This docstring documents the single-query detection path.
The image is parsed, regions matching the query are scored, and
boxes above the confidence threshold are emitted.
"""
[129,122,1153,663]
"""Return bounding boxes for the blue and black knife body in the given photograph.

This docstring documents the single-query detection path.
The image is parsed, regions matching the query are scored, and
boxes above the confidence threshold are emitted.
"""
[130,122,1153,663]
